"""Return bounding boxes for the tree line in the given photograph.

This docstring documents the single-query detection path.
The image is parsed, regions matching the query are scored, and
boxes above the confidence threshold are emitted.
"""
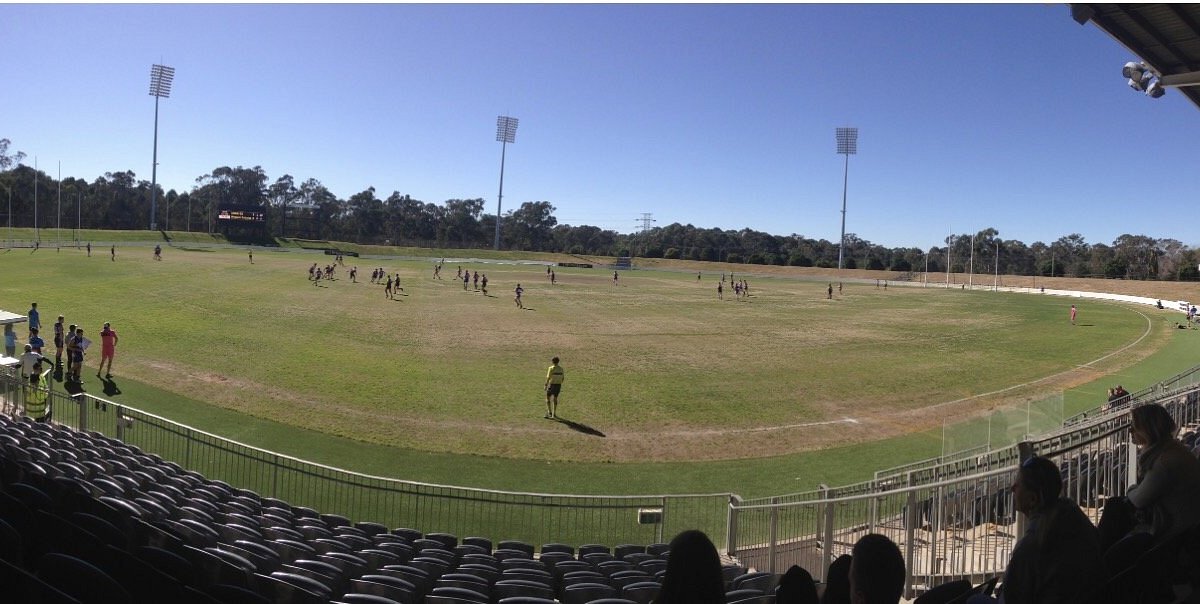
[1,138,1196,281]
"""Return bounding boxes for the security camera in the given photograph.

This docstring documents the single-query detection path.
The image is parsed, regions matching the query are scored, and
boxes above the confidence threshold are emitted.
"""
[1146,80,1166,98]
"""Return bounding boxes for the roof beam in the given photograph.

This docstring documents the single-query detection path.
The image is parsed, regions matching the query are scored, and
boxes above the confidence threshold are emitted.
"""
[1120,4,1188,68]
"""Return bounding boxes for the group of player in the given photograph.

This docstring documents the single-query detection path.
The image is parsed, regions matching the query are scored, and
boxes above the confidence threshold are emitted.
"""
[713,272,751,301]
[453,266,491,295]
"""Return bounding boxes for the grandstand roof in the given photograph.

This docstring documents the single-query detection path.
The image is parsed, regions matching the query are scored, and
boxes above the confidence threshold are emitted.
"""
[1072,3,1200,110]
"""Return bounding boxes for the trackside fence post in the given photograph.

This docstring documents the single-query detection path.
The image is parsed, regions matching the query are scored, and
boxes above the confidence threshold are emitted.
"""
[726,494,741,556]
[821,486,834,579]
[903,472,917,600]
[768,496,779,573]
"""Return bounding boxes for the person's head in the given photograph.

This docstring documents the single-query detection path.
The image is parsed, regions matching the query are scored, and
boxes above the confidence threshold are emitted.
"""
[848,534,905,604]
[31,302,36,309]
[776,564,819,604]
[23,344,31,353]
[657,529,724,604]
[1013,456,1062,515]
[75,328,83,336]
[103,322,110,329]
[57,315,64,322]
[551,356,559,365]
[822,554,853,604]
[1131,403,1177,447]
[69,324,76,332]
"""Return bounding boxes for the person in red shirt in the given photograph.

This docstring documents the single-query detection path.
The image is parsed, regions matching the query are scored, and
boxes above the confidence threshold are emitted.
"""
[98,322,119,378]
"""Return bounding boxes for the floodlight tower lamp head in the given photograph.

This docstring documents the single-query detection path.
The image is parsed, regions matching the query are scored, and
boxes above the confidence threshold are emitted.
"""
[496,115,519,144]
[836,127,858,155]
[149,64,175,98]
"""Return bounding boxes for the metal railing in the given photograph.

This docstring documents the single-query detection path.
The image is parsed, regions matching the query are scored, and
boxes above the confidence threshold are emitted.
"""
[2,363,1200,597]
[0,373,730,548]
[728,379,1200,596]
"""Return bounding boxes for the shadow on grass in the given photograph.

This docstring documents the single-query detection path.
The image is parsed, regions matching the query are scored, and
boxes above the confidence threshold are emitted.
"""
[173,246,216,252]
[99,376,122,397]
[553,417,606,438]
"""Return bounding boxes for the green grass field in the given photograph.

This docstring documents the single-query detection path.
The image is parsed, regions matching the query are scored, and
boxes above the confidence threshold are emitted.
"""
[2,234,1195,498]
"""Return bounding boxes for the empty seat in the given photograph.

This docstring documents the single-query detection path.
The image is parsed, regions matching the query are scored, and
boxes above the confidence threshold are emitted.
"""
[270,570,334,600]
[37,552,133,604]
[614,544,645,559]
[732,571,776,593]
[493,578,556,601]
[497,540,535,558]
[646,543,670,557]
[461,536,492,552]
[355,521,390,536]
[425,532,458,549]
[561,581,618,604]
[725,588,765,602]
[351,574,418,604]
[252,571,329,604]
[427,585,489,603]
[621,580,661,604]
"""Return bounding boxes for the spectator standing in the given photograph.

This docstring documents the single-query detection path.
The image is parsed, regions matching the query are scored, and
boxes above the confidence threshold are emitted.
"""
[3,324,15,358]
[26,361,52,423]
[64,324,77,374]
[53,315,65,366]
[68,327,87,383]
[98,322,118,378]
[18,344,44,379]
[28,328,44,355]
[27,302,40,337]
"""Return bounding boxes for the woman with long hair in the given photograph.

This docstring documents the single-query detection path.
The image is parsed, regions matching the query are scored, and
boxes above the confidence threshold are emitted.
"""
[655,529,725,604]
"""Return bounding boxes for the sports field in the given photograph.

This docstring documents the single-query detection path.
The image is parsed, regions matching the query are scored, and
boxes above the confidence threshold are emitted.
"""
[2,234,1194,497]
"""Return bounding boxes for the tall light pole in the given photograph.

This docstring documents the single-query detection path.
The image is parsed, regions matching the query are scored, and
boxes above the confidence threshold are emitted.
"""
[835,127,858,271]
[2,182,10,248]
[494,115,519,251]
[994,240,1000,290]
[148,63,175,231]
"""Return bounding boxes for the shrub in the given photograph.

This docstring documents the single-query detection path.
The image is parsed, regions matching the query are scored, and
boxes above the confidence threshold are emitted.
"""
[663,247,681,259]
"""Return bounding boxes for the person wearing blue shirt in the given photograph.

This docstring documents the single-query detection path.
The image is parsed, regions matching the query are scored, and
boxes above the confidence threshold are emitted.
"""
[27,302,40,337]
[28,327,45,355]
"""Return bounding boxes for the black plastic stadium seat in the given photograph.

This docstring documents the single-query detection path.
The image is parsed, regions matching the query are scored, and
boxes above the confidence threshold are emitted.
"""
[561,581,618,604]
[427,585,490,603]
[462,536,493,552]
[493,578,556,600]
[37,552,133,604]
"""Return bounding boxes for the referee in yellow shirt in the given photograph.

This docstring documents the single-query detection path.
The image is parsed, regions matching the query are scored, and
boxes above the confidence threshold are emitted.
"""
[545,356,565,419]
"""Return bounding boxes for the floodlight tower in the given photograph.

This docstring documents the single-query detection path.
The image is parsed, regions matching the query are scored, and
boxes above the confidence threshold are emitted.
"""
[148,63,175,231]
[493,115,519,250]
[835,127,858,270]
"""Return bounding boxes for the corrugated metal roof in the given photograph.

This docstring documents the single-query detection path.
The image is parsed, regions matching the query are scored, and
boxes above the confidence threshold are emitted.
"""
[1073,3,1200,109]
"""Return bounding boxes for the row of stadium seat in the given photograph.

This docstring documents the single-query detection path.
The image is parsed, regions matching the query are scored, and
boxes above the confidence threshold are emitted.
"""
[0,414,778,604]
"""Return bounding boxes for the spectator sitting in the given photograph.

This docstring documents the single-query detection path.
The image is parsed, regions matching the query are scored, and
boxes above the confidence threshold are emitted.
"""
[654,529,725,604]
[970,456,1102,604]
[848,533,905,604]
[822,554,852,604]
[1097,404,1200,598]
[1126,404,1200,540]
[776,564,819,604]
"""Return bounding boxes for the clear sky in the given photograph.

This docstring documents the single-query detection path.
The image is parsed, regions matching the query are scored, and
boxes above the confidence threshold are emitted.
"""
[2,3,1197,249]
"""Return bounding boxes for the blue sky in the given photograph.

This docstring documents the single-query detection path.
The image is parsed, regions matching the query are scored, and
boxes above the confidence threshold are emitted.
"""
[2,3,1197,249]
